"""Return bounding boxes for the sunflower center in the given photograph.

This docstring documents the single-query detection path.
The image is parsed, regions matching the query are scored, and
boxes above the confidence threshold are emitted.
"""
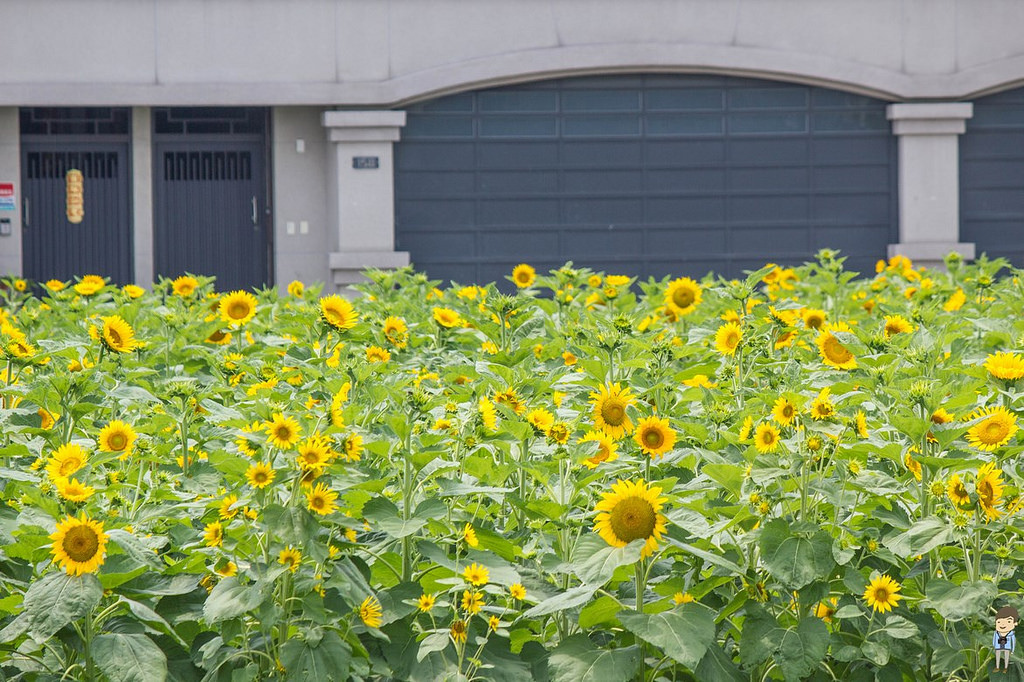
[601,399,626,426]
[807,315,823,329]
[609,496,657,543]
[63,525,99,562]
[311,496,325,510]
[59,460,79,476]
[979,482,994,505]
[726,331,740,348]
[672,287,694,308]
[874,587,890,602]
[108,433,127,451]
[276,426,292,441]
[643,428,664,449]
[782,405,794,419]
[108,328,122,345]
[254,471,269,484]
[229,302,250,319]
[984,420,1008,441]
[823,336,852,363]
[760,432,776,446]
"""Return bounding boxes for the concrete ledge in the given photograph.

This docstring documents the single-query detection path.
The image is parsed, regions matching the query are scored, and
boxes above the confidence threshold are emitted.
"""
[888,241,976,262]
[322,111,406,142]
[887,102,973,135]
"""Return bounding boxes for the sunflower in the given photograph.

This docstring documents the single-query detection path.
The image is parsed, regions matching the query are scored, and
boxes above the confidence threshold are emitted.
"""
[38,409,56,430]
[358,595,383,628]
[287,280,305,297]
[171,275,198,297]
[278,546,302,572]
[772,397,797,426]
[863,574,903,613]
[382,316,408,348]
[450,620,468,644]
[45,279,67,292]
[56,477,95,502]
[512,264,536,288]
[46,443,87,481]
[463,563,489,586]
[509,583,527,601]
[296,436,331,471]
[461,590,484,615]
[330,382,351,428]
[50,514,109,576]
[101,316,137,353]
[976,462,1005,521]
[432,307,462,328]
[365,346,391,363]
[203,521,224,548]
[590,382,635,438]
[74,275,106,296]
[265,413,301,450]
[219,290,258,327]
[417,593,436,612]
[634,416,676,458]
[809,388,835,420]
[494,388,526,415]
[215,561,238,577]
[122,284,145,299]
[816,322,857,370]
[593,478,668,559]
[883,315,915,338]
[801,308,827,330]
[674,592,696,605]
[98,420,136,454]
[219,494,239,520]
[814,598,839,623]
[904,450,922,481]
[320,295,359,331]
[714,322,742,356]
[478,396,498,432]
[947,474,970,508]
[931,408,954,425]
[206,329,232,345]
[855,411,869,439]
[245,462,275,489]
[754,423,782,453]
[943,288,966,312]
[965,406,1018,451]
[463,523,479,548]
[306,482,338,516]
[738,415,754,441]
[682,374,717,388]
[579,430,619,469]
[527,408,555,434]
[984,352,1024,381]
[548,421,570,444]
[664,277,702,317]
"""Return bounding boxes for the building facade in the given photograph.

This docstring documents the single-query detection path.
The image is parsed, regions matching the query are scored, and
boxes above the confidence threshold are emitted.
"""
[2,0,1024,290]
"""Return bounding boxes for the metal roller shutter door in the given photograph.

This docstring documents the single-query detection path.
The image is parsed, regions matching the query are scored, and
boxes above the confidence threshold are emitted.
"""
[394,75,897,286]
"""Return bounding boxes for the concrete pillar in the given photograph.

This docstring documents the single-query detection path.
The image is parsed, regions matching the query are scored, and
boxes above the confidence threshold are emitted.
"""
[886,102,975,267]
[0,108,21,276]
[131,107,153,286]
[321,110,409,292]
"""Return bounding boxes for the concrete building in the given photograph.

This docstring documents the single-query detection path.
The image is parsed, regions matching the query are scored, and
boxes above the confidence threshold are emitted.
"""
[2,0,1023,290]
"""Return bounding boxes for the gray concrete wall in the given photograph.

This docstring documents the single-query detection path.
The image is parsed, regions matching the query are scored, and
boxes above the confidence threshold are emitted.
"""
[0,109,20,276]
[1,0,1023,105]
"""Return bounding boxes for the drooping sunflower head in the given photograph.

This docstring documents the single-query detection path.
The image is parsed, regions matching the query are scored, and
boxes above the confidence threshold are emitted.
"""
[512,263,536,288]
[593,479,668,559]
[883,315,915,338]
[579,430,619,469]
[714,322,742,356]
[816,322,857,370]
[664,277,702,317]
[219,290,258,327]
[450,619,468,644]
[98,420,136,454]
[319,295,359,331]
[984,352,1024,381]
[946,473,970,508]
[526,408,555,435]
[50,514,108,576]
[590,382,636,438]
[101,316,137,353]
[278,546,302,572]
[754,423,781,454]
[772,397,797,426]
[904,449,922,481]
[976,461,1005,520]
[863,574,903,613]
[171,275,199,297]
[206,329,232,345]
[965,406,1018,452]
[265,413,301,450]
[855,411,870,439]
[306,482,339,516]
[633,416,676,459]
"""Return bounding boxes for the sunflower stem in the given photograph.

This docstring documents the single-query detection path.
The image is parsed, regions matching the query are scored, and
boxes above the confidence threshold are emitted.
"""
[83,609,96,681]
[634,559,646,682]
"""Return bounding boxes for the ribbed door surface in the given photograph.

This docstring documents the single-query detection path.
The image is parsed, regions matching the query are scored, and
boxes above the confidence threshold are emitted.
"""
[394,74,897,286]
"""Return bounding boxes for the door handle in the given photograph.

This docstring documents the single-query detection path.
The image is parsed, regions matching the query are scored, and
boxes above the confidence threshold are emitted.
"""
[251,196,258,228]
[22,197,28,228]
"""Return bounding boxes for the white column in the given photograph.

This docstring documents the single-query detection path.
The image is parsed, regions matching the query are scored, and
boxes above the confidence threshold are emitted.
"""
[0,108,21,276]
[131,107,153,286]
[886,102,975,267]
[321,110,409,293]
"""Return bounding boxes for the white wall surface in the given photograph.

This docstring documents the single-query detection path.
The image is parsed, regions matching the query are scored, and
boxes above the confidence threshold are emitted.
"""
[1,0,1024,105]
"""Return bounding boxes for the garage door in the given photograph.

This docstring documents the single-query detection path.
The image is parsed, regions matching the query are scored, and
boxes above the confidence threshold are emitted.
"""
[394,74,897,286]
[960,87,1024,267]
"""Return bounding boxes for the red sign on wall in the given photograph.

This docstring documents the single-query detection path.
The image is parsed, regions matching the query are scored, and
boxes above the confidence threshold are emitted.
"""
[0,183,14,211]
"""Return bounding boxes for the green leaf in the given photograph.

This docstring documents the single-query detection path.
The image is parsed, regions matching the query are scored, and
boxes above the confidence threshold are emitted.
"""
[573,536,644,585]
[92,633,168,682]
[578,595,622,628]
[363,497,428,538]
[665,507,713,538]
[548,634,640,682]
[666,539,744,574]
[759,519,836,589]
[416,631,450,662]
[107,529,165,568]
[619,604,716,668]
[0,571,102,642]
[203,577,271,623]
[264,505,320,546]
[923,579,997,622]
[702,464,744,500]
[775,617,829,681]
[525,584,598,618]
[119,596,188,649]
[694,643,745,682]
[879,614,918,640]
[279,629,352,682]
[883,516,953,557]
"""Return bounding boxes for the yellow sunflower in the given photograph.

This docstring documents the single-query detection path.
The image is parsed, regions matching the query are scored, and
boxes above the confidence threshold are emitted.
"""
[809,388,835,420]
[330,382,351,428]
[863,574,902,613]
[590,382,636,438]
[203,521,223,548]
[772,397,797,426]
[947,474,970,508]
[287,280,305,297]
[754,423,782,454]
[357,595,382,628]
[738,415,754,442]
[510,583,527,601]
[306,482,339,516]
[46,443,87,481]
[461,590,484,615]
[463,562,489,586]
[101,316,137,353]
[816,322,857,370]
[450,620,468,644]
[855,411,869,439]
[512,263,536,288]
[365,346,391,363]
[45,279,67,292]
[432,307,462,328]
[417,593,436,612]
[634,416,676,459]
[50,514,109,576]
[98,420,136,454]
[814,597,839,623]
[219,290,258,327]
[296,435,331,471]
[977,462,1005,521]
[206,329,231,345]
[883,315,915,338]
[714,322,742,356]
[74,275,106,296]
[801,308,827,330]
[527,408,555,434]
[245,462,276,489]
[682,374,717,389]
[171,275,198,297]
[265,413,301,450]
[664,277,702,317]
[984,352,1024,381]
[56,477,95,502]
[593,479,668,559]
[319,295,359,331]
[278,546,302,572]
[965,406,1018,452]
[579,430,619,469]
[38,409,57,430]
[943,288,966,312]
[342,433,364,462]
[218,494,239,520]
[122,284,144,299]
[463,523,479,548]
[382,316,408,348]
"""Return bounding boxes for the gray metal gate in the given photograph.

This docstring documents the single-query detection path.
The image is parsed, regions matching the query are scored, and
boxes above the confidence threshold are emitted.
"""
[394,75,897,285]
[960,86,1024,267]
[153,108,271,291]
[20,108,133,284]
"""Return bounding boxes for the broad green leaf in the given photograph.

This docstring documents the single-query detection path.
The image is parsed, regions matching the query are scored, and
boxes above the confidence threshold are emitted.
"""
[775,617,829,681]
[92,633,168,682]
[119,596,188,649]
[417,631,450,662]
[1,571,102,642]
[363,497,428,538]
[694,643,745,682]
[883,516,953,557]
[279,629,352,682]
[573,537,644,585]
[923,579,997,622]
[202,577,271,623]
[759,519,835,589]
[548,634,639,682]
[702,464,744,499]
[666,539,744,574]
[619,604,716,668]
[107,529,165,568]
[524,584,598,618]
[879,614,918,639]
[578,595,622,628]
[264,505,320,546]
[665,507,713,538]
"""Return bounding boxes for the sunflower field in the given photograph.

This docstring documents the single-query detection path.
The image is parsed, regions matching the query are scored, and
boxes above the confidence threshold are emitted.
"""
[0,250,1023,682]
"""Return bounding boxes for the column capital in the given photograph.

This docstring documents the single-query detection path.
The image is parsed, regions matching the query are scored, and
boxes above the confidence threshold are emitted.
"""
[322,110,406,142]
[886,102,973,135]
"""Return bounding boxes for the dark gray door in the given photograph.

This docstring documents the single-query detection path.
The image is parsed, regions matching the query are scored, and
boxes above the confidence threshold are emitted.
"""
[960,86,1024,267]
[152,108,270,291]
[394,75,897,285]
[20,108,133,284]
